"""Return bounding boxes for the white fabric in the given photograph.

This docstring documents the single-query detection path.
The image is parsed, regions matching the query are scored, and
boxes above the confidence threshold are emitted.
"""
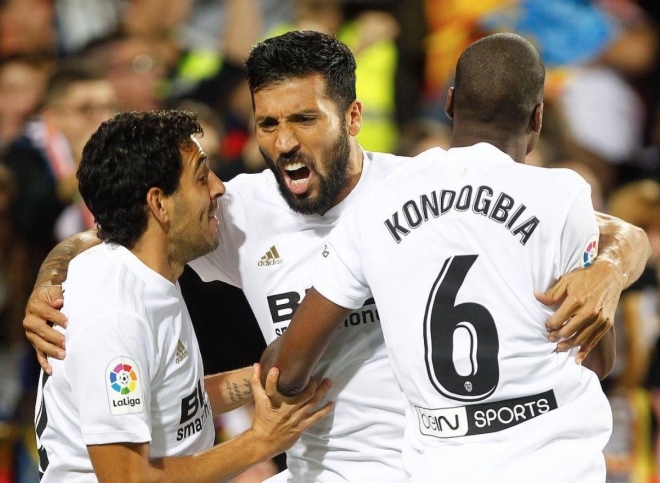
[190,150,414,482]
[36,243,214,482]
[314,143,612,482]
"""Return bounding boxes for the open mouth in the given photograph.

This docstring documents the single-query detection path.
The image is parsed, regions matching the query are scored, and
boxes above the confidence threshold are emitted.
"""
[282,161,312,195]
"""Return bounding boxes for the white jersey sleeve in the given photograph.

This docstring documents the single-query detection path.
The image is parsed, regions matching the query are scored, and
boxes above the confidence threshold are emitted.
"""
[65,310,156,446]
[312,205,372,310]
[557,184,599,276]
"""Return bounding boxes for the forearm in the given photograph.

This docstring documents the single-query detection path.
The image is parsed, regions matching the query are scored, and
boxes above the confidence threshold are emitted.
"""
[151,431,269,483]
[261,289,349,396]
[91,431,271,483]
[205,366,254,415]
[596,212,651,290]
[32,229,100,291]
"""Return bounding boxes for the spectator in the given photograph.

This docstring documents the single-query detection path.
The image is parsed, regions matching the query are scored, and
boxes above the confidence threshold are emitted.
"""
[1,63,117,257]
[0,55,50,152]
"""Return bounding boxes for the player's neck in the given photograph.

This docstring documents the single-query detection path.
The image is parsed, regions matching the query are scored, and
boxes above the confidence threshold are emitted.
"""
[450,123,527,163]
[130,230,183,285]
[321,140,364,215]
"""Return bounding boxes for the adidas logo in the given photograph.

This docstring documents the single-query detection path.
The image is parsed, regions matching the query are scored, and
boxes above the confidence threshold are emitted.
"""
[175,340,189,364]
[258,246,283,267]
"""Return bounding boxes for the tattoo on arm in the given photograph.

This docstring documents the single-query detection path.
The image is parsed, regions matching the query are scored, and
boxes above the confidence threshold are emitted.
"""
[33,230,100,290]
[225,378,253,403]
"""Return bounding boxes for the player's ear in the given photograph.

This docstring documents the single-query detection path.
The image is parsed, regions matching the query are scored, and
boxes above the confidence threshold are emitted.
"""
[146,187,170,224]
[529,103,543,134]
[347,99,362,137]
[445,88,455,119]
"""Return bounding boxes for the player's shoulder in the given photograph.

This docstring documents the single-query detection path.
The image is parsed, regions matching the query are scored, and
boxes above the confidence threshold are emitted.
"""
[222,169,288,211]
[510,163,591,195]
[365,147,447,183]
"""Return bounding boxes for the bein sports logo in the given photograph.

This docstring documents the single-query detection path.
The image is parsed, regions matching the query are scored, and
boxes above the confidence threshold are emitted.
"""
[109,363,138,395]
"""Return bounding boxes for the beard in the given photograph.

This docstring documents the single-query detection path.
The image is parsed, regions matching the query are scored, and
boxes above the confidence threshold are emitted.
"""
[261,123,351,216]
[170,198,220,265]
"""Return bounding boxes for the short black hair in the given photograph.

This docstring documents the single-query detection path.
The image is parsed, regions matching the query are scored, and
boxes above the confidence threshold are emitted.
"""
[77,110,203,248]
[245,30,357,114]
[454,33,545,132]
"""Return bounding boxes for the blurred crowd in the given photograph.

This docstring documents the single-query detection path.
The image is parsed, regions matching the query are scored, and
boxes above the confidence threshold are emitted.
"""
[0,0,659,482]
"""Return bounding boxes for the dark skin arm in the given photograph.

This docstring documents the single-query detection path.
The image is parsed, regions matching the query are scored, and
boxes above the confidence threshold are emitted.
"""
[261,289,350,395]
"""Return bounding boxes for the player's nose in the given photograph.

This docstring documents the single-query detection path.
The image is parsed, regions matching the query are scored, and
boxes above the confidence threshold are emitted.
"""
[275,124,300,154]
[209,172,225,200]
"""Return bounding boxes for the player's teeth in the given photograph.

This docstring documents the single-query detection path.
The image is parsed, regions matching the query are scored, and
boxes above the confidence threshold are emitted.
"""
[284,162,305,171]
[291,178,308,185]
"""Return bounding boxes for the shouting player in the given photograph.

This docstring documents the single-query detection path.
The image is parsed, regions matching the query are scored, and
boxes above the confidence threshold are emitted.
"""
[26,32,649,482]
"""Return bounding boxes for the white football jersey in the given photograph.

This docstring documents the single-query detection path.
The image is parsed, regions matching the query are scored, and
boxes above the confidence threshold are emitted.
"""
[313,143,612,483]
[35,243,214,482]
[189,151,409,482]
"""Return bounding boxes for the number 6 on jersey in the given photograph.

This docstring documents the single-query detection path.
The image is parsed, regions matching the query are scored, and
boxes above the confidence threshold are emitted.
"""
[423,255,499,402]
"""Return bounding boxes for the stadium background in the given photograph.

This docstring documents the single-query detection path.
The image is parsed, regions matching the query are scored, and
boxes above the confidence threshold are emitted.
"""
[0,0,659,481]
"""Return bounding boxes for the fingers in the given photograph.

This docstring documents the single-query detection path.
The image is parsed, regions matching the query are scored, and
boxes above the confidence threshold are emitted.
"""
[250,364,266,399]
[299,402,335,430]
[535,282,564,306]
[27,329,65,360]
[545,295,584,332]
[264,367,280,398]
[575,324,610,365]
[26,299,68,329]
[24,312,66,348]
[37,350,53,376]
[302,378,332,411]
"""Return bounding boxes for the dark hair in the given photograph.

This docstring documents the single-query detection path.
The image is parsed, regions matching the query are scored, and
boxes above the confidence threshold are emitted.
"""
[43,62,106,106]
[245,30,357,114]
[454,33,545,132]
[77,110,203,248]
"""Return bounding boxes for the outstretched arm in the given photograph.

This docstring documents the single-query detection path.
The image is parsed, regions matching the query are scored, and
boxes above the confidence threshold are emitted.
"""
[261,288,351,396]
[536,212,651,377]
[23,229,100,373]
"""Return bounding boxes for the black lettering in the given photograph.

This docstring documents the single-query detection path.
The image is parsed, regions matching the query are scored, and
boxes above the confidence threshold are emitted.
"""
[403,200,423,229]
[437,415,461,431]
[511,217,540,245]
[384,213,410,243]
[267,292,301,323]
[489,193,514,223]
[361,309,375,323]
[421,192,440,220]
[505,204,526,229]
[180,388,200,424]
[455,186,472,211]
[440,190,456,214]
[177,428,184,441]
[473,186,493,216]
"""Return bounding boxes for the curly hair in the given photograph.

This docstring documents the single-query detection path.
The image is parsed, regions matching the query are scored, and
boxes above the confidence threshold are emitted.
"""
[77,110,203,248]
[245,30,357,115]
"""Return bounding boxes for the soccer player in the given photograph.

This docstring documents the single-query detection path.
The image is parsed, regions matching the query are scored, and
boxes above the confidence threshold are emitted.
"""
[261,33,624,482]
[35,110,332,482]
[25,32,649,482]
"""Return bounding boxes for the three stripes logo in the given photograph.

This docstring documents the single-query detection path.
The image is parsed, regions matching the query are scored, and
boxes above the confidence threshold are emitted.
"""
[176,340,189,364]
[258,246,283,267]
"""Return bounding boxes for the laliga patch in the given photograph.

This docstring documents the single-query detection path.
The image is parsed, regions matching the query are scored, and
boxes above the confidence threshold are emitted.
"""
[581,234,599,268]
[106,357,144,415]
